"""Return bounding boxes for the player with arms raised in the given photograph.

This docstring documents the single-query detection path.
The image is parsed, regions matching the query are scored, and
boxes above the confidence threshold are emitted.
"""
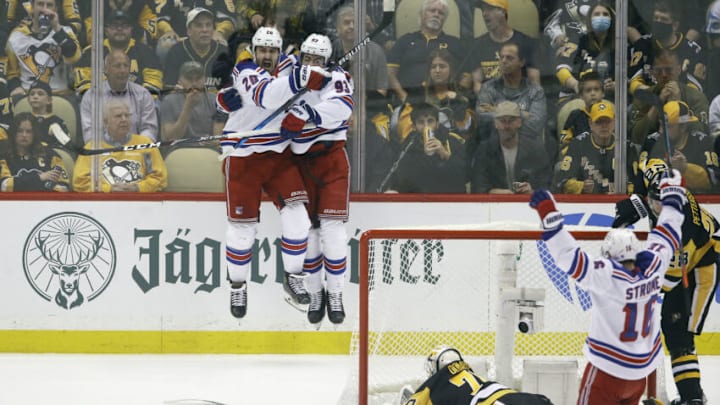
[279,33,353,327]
[530,173,686,404]
[612,159,718,404]
[215,26,331,319]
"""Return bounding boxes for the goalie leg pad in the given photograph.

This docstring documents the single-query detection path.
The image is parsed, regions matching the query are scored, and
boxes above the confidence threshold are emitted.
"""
[226,221,257,283]
[280,202,311,274]
[320,219,347,293]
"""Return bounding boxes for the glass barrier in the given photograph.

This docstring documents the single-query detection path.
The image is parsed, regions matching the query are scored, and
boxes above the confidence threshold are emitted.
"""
[0,0,717,195]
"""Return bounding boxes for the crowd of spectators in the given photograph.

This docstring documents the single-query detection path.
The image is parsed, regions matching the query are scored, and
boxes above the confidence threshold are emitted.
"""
[1,0,720,194]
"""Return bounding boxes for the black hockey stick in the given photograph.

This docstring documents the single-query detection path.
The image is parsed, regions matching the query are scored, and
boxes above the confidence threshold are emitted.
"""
[377,131,419,192]
[252,0,398,131]
[76,125,316,156]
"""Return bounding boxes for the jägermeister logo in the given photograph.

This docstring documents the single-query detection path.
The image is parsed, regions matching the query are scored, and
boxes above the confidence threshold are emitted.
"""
[23,212,116,309]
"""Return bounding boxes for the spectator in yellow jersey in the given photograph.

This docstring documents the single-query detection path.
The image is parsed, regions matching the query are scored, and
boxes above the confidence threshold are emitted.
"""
[6,0,81,97]
[73,100,167,193]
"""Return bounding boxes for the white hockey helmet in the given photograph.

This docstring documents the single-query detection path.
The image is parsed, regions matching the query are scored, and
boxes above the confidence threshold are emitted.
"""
[601,228,641,263]
[300,33,333,65]
[425,345,463,376]
[252,26,283,54]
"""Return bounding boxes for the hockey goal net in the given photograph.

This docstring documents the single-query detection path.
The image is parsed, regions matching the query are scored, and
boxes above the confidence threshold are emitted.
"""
[340,222,659,405]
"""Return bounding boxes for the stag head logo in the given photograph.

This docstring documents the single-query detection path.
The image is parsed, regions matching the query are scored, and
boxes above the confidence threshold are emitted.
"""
[23,212,116,309]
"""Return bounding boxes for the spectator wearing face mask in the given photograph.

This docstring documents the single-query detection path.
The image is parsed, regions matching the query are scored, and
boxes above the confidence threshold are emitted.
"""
[628,1,705,95]
[555,1,616,100]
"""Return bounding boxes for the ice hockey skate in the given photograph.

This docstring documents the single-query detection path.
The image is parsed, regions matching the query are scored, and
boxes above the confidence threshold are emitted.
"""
[229,282,247,319]
[283,272,310,312]
[307,288,326,329]
[326,290,345,324]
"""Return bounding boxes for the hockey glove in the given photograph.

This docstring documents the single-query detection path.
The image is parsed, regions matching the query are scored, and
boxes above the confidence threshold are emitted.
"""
[280,103,319,140]
[529,189,563,231]
[659,169,687,212]
[289,65,331,92]
[612,194,649,228]
[216,86,243,113]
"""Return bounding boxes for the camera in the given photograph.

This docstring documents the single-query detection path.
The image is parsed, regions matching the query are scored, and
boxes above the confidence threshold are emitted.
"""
[517,301,544,335]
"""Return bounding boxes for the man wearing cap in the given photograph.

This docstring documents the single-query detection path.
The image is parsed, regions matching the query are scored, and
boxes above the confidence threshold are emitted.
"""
[630,48,708,145]
[6,0,81,97]
[163,7,229,91]
[156,1,237,44]
[73,9,163,97]
[470,101,551,194]
[160,61,226,142]
[460,0,540,94]
[554,100,638,194]
[639,100,718,193]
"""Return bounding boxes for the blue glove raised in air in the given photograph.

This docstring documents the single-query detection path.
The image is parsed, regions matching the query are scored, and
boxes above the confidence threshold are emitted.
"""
[280,103,319,140]
[216,86,243,113]
[529,189,563,231]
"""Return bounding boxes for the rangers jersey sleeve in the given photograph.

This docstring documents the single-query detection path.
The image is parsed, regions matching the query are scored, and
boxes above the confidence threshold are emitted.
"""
[219,52,301,157]
[543,203,683,380]
[289,67,354,154]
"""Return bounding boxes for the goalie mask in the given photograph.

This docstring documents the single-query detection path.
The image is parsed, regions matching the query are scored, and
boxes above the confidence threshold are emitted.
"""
[425,345,463,376]
[300,33,333,66]
[601,228,641,263]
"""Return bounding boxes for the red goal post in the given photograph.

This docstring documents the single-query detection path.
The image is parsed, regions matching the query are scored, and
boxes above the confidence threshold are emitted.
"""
[343,224,661,405]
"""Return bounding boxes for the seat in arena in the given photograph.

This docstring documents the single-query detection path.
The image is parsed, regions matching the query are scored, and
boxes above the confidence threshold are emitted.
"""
[164,147,225,193]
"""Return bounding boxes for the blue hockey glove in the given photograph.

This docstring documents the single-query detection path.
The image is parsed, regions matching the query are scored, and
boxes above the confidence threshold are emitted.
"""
[216,86,242,113]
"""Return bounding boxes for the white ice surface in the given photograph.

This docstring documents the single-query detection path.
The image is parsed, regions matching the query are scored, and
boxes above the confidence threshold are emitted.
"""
[0,354,717,404]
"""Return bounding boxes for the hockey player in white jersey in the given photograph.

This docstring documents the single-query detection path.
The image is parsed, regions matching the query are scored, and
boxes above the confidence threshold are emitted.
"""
[215,26,331,319]
[529,172,687,405]
[278,33,354,327]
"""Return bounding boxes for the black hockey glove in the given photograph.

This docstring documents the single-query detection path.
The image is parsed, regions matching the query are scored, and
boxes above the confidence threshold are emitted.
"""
[612,194,648,228]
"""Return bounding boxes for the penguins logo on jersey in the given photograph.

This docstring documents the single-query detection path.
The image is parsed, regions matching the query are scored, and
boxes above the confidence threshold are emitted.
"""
[23,212,117,309]
[102,158,142,184]
[21,43,60,82]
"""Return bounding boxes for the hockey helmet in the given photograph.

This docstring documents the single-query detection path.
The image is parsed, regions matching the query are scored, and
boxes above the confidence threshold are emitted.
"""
[425,345,463,376]
[640,158,669,200]
[252,26,283,54]
[300,33,333,65]
[601,228,641,263]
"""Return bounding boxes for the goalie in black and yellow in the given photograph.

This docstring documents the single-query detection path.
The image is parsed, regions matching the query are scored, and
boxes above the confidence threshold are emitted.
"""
[400,346,553,405]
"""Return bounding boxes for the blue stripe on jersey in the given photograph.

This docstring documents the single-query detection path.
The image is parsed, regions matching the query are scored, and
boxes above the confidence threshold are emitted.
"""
[587,332,662,369]
[332,95,354,110]
[652,224,680,251]
[253,80,270,106]
[568,248,588,282]
[291,125,348,144]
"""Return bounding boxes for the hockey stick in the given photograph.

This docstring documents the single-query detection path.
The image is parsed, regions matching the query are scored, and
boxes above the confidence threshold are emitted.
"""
[252,0,398,131]
[633,89,674,170]
[635,88,691,290]
[376,131,419,192]
[76,125,316,156]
